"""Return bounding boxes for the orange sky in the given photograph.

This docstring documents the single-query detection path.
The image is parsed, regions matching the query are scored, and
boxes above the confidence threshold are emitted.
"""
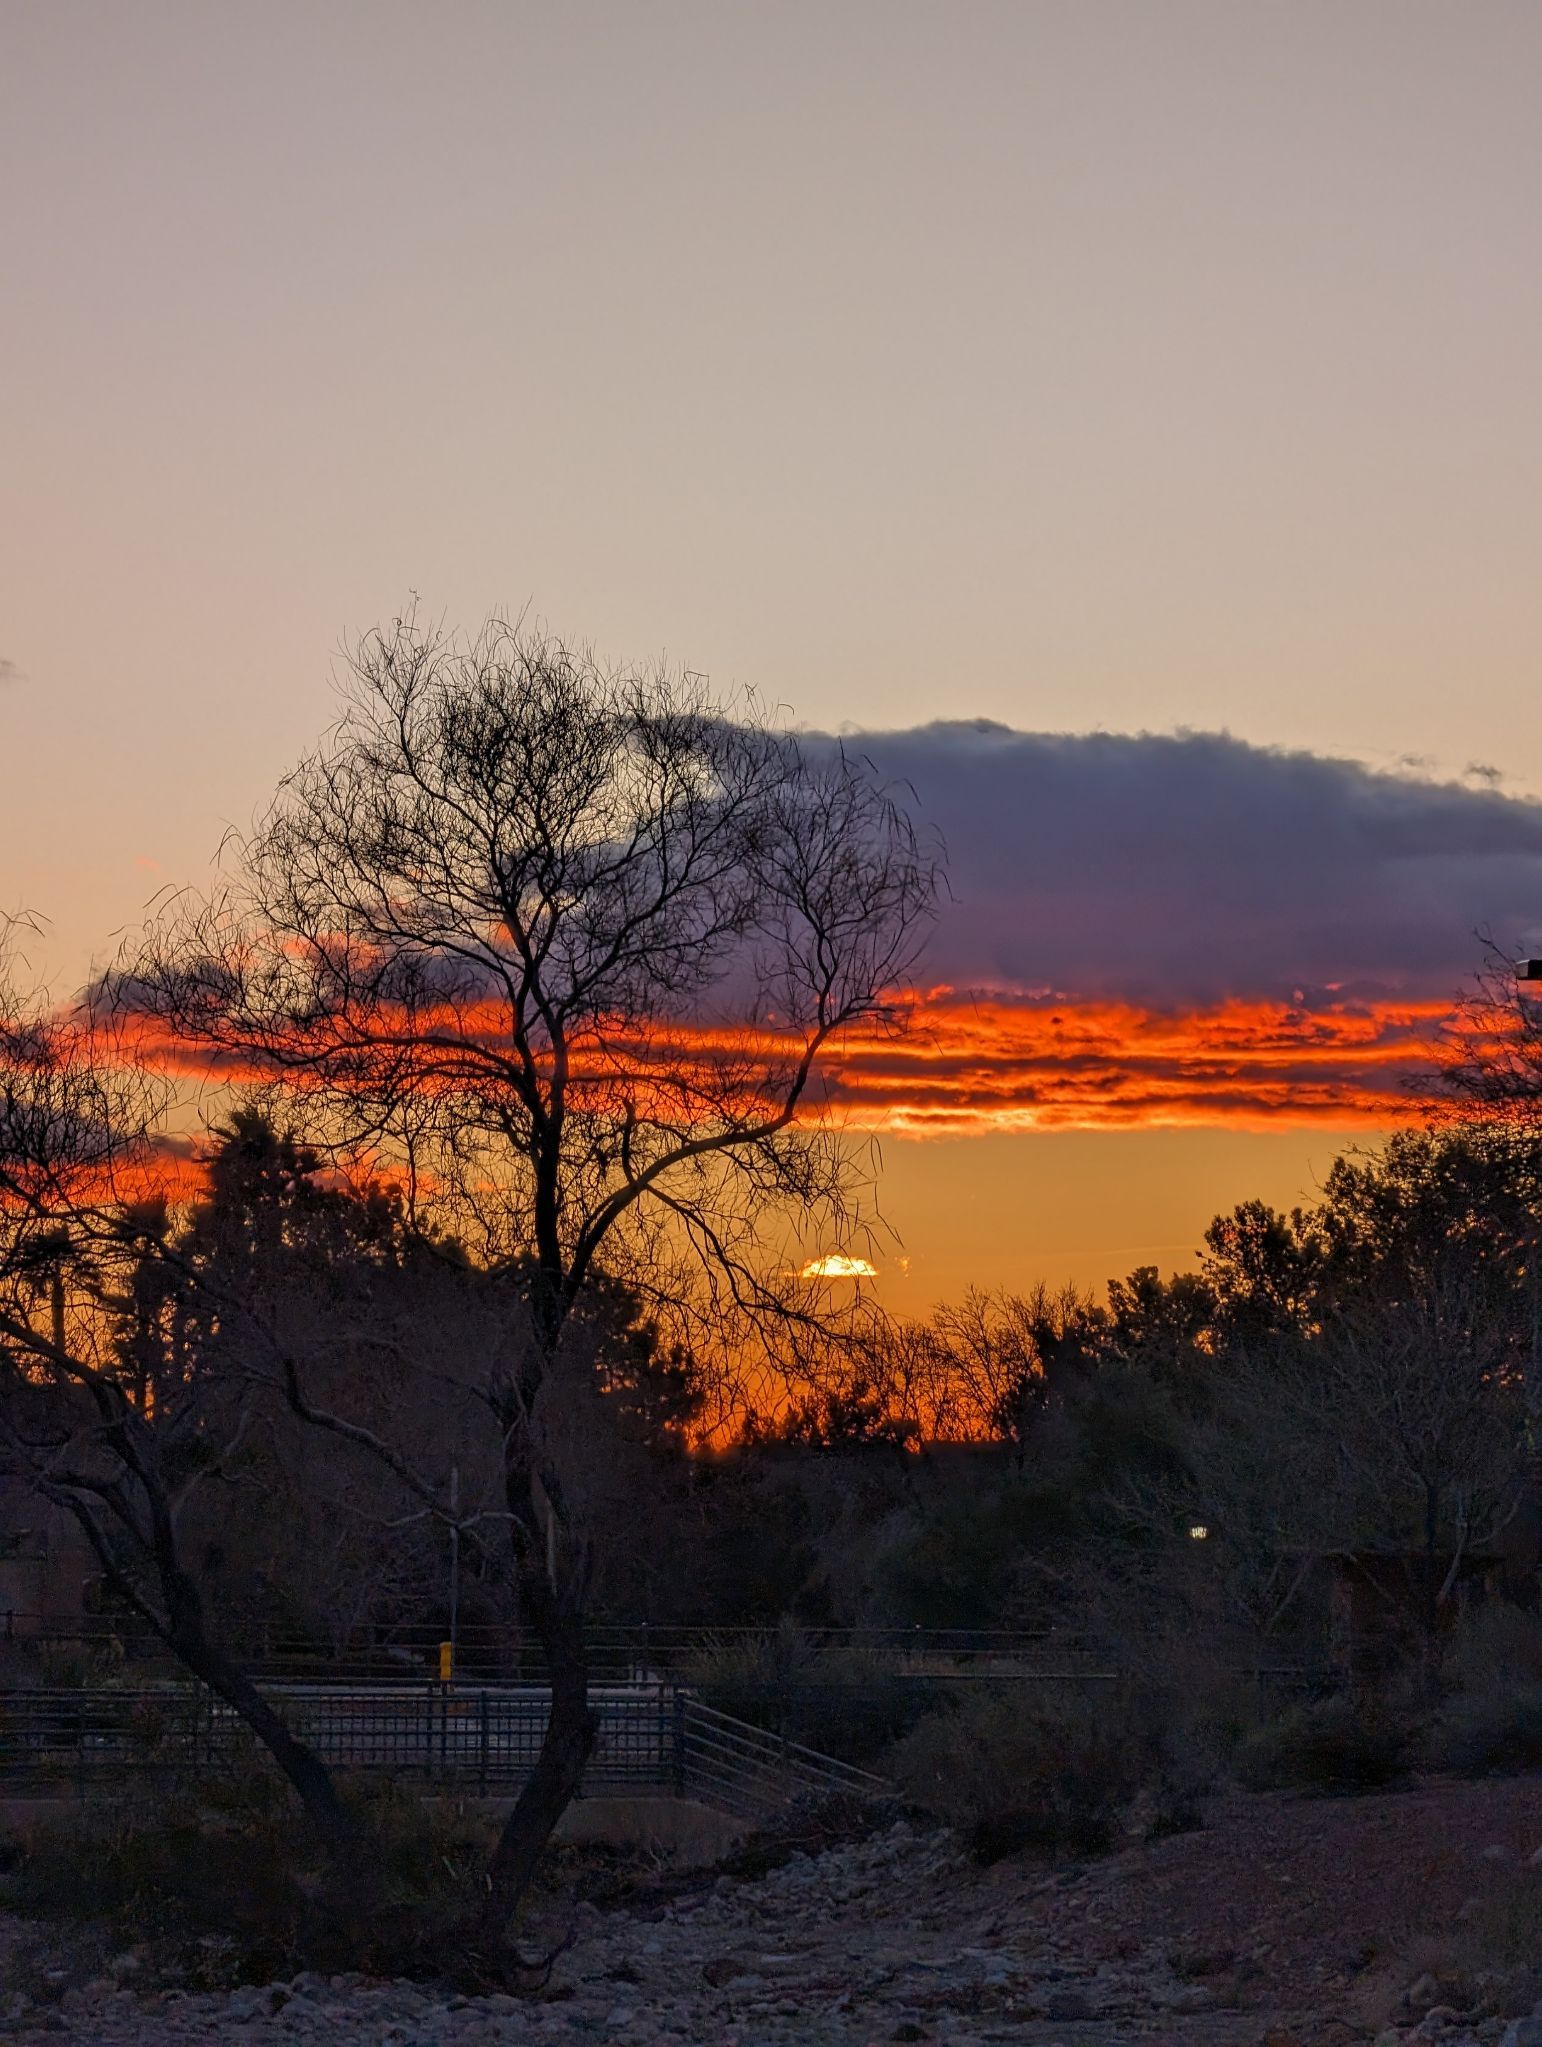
[93,981,1442,1309]
[807,990,1438,1301]
[9,5,1542,1306]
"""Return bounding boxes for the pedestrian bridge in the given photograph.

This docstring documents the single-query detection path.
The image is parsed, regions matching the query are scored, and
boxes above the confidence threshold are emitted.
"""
[0,1683,891,1821]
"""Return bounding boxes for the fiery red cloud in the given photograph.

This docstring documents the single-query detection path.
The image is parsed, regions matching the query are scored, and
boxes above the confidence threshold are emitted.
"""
[104,984,1445,1140]
[811,988,1446,1134]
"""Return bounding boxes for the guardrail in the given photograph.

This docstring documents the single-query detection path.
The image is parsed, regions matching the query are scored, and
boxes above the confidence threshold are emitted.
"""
[0,1683,895,1820]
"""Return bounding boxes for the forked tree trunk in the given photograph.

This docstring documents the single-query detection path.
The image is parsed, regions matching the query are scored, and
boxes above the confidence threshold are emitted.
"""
[477,1470,598,1947]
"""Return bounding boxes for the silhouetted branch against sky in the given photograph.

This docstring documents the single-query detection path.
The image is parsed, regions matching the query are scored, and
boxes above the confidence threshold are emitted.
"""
[113,615,941,1326]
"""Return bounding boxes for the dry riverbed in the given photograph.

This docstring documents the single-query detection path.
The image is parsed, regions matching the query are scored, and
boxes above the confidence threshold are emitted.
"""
[2,1781,1541,2046]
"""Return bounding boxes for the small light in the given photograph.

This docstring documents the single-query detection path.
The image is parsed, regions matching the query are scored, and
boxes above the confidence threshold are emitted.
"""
[1188,1524,1209,1541]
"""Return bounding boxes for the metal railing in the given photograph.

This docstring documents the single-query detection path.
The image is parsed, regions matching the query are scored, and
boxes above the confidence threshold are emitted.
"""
[0,1615,1074,1683]
[0,1682,895,1819]
[677,1696,893,1818]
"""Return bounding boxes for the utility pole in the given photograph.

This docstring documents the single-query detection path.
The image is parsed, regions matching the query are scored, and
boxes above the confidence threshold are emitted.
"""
[447,1460,460,1683]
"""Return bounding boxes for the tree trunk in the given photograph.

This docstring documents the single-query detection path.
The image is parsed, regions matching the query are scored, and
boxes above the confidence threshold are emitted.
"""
[1419,1479,1443,1696]
[472,1284,600,1947]
[478,1507,597,1945]
[119,1515,362,1869]
[44,1399,360,1875]
[175,1629,361,1866]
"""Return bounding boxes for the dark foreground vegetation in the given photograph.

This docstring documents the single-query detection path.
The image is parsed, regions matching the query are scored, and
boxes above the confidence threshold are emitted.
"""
[3,615,1542,2013]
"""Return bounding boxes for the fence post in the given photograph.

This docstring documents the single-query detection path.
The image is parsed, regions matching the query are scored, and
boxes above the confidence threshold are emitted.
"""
[478,1689,489,1797]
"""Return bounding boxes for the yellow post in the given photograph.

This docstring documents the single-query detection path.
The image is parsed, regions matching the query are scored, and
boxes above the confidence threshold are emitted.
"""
[438,1639,453,1685]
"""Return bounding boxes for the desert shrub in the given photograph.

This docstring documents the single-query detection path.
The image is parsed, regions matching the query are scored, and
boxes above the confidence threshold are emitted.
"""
[2,1767,494,1980]
[1136,1717,1215,1840]
[1435,1683,1542,1775]
[1444,1602,1542,1691]
[328,1779,495,1969]
[1426,1605,1542,1777]
[34,1637,132,1690]
[778,1678,935,1763]
[681,1619,816,1708]
[888,1683,1147,1861]
[683,1623,934,1764]
[1116,1633,1255,1835]
[1232,1693,1413,1793]
[1431,1668,1542,1776]
[6,1768,310,1977]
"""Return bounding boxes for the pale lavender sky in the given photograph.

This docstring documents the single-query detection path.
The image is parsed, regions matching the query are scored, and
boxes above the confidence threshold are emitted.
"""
[5,1,1542,1292]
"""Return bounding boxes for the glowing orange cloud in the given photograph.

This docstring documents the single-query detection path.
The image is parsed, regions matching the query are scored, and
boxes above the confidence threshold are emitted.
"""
[103,983,1447,1141]
[812,988,1447,1135]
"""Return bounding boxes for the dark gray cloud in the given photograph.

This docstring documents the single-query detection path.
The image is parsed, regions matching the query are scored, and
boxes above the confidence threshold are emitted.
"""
[821,724,1542,1005]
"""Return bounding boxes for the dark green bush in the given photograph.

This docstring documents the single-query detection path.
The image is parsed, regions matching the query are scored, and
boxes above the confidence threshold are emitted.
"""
[1232,1694,1413,1794]
[888,1684,1147,1861]
[879,1482,1081,1632]
[1434,1682,1542,1775]
[1444,1602,1542,1692]
[1426,1605,1542,1777]
[774,1679,936,1764]
[7,1769,310,1979]
[3,1768,494,1981]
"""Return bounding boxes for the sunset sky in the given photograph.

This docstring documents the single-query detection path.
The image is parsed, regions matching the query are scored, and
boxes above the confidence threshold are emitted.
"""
[7,2,1542,1305]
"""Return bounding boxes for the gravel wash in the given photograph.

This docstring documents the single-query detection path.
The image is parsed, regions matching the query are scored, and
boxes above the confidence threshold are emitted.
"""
[0,1816,1536,2047]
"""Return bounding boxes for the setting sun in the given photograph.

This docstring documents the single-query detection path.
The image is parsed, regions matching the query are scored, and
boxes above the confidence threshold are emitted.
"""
[799,1253,879,1281]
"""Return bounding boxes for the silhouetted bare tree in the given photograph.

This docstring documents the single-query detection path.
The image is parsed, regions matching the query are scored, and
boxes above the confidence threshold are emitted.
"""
[1441,941,1542,1146]
[929,1284,1107,1468]
[0,954,363,1870]
[122,613,938,1937]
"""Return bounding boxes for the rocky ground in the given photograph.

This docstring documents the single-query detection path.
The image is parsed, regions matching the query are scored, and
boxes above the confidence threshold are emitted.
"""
[1,1779,1540,2045]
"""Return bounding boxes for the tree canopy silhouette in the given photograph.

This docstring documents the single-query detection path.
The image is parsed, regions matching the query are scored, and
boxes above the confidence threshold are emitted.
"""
[121,612,939,1936]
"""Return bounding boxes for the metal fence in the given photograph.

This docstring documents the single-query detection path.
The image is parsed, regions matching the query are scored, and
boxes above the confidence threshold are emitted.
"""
[0,1615,1079,1684]
[0,1683,669,1797]
[0,1682,893,1818]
